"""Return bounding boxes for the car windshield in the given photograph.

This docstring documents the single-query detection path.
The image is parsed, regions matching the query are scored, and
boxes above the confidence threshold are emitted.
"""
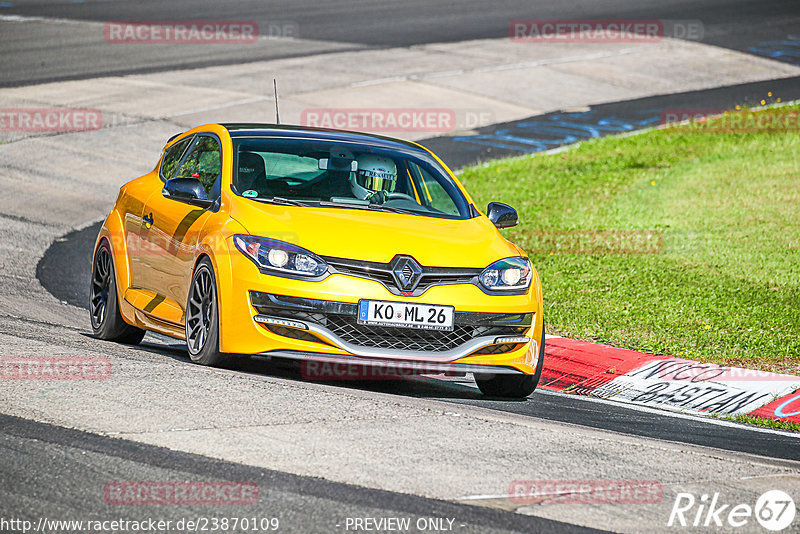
[231,137,473,219]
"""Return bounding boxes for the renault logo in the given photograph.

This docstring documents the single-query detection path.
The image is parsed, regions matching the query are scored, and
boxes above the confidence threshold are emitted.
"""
[390,255,423,291]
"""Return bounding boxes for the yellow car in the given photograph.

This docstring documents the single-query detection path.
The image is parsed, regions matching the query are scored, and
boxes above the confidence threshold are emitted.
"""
[91,123,544,398]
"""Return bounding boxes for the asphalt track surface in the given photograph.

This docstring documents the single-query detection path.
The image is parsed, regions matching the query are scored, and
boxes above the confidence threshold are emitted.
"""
[0,413,600,534]
[1,0,799,86]
[37,220,800,463]
[7,1,800,532]
[424,75,800,168]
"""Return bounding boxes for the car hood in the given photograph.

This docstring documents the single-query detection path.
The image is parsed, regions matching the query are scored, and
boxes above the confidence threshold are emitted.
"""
[228,198,522,267]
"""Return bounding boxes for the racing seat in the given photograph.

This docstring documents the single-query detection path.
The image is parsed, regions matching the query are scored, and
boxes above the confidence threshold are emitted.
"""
[307,170,353,199]
[236,152,267,194]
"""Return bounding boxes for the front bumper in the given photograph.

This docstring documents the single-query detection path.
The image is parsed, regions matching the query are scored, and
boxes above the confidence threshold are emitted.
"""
[218,251,542,374]
[263,350,528,377]
[251,292,533,362]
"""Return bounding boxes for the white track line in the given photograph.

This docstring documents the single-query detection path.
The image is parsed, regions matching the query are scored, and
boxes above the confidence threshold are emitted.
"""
[536,388,800,438]
[457,473,800,502]
[445,378,799,437]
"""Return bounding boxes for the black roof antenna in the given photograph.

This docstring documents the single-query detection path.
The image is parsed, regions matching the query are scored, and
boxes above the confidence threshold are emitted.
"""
[273,79,281,125]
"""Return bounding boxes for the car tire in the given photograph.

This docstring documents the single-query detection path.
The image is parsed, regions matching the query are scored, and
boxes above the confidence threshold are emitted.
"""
[185,258,229,367]
[89,240,146,345]
[475,320,546,399]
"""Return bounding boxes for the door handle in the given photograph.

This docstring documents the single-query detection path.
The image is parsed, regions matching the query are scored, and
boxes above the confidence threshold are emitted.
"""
[142,212,154,229]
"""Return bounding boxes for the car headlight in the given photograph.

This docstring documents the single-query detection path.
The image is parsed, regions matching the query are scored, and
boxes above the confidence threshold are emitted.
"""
[233,235,328,278]
[479,257,532,292]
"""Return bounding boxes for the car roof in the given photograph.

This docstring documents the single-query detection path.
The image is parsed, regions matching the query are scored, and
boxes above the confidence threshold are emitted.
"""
[219,123,425,152]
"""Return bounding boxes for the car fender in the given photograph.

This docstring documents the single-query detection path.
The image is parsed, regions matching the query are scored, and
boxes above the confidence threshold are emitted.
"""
[196,215,248,352]
[94,194,137,325]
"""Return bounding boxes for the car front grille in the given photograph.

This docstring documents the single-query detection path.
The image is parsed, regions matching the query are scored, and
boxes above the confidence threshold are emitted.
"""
[325,314,475,352]
[252,294,530,354]
[323,256,481,297]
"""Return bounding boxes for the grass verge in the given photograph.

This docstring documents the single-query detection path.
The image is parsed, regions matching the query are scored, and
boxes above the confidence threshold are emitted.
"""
[459,104,800,375]
[715,413,800,433]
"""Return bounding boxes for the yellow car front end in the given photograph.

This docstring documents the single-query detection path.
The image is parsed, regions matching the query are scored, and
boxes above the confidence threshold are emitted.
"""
[92,123,544,397]
[213,201,543,376]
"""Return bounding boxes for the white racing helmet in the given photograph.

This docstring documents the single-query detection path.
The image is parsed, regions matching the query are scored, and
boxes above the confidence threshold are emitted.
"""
[350,154,397,201]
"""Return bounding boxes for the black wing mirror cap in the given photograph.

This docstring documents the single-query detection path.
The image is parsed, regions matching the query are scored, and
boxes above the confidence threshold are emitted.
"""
[163,177,213,208]
[487,202,519,229]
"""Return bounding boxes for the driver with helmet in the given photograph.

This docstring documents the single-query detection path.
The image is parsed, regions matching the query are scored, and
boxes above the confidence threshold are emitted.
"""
[350,154,397,203]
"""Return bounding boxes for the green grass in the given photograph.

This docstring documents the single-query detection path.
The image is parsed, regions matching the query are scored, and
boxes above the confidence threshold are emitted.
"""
[714,413,800,433]
[459,105,800,374]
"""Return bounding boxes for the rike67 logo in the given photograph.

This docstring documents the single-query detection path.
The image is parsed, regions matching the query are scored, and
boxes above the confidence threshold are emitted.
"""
[668,490,796,531]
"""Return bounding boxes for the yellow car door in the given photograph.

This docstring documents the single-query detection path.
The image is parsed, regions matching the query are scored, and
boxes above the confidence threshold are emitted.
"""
[125,135,193,295]
[136,134,221,326]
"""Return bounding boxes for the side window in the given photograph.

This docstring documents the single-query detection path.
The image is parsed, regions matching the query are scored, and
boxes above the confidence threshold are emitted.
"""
[160,137,192,181]
[409,163,459,216]
[176,135,221,195]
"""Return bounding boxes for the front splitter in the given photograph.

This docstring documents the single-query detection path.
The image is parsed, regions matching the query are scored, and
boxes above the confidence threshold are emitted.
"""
[260,350,525,376]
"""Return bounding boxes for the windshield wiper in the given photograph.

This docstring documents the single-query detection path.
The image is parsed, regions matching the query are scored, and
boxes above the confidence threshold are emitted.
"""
[366,204,418,215]
[253,196,310,207]
[256,197,418,215]
[318,200,417,215]
[318,200,371,210]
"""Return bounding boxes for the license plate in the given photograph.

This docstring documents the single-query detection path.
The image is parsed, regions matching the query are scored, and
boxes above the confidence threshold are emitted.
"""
[358,300,454,331]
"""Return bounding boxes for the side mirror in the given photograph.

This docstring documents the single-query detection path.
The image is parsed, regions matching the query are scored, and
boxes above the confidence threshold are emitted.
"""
[487,202,518,229]
[163,177,213,208]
